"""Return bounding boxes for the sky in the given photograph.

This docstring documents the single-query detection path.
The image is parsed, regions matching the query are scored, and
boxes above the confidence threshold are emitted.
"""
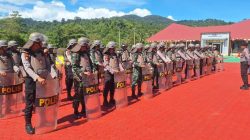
[0,0,249,22]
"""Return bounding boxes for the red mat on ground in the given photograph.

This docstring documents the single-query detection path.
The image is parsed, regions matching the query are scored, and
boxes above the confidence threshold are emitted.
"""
[1,63,250,140]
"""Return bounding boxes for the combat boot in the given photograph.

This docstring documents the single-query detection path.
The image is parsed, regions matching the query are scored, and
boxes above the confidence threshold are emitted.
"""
[25,124,35,135]
[131,86,138,99]
[240,85,249,90]
[137,86,143,97]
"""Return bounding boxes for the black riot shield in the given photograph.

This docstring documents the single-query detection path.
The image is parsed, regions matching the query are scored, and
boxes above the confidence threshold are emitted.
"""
[35,76,60,134]
[165,62,173,89]
[142,65,153,99]
[82,73,101,120]
[114,71,128,108]
[0,73,24,119]
[157,63,166,91]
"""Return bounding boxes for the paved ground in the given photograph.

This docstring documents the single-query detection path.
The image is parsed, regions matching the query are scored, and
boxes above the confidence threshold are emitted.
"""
[1,63,250,140]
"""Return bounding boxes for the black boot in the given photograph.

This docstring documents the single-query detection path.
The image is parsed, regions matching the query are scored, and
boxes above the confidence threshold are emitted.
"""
[138,85,143,97]
[25,124,35,135]
[103,99,109,107]
[67,95,73,101]
[80,110,86,118]
[131,86,138,99]
[73,102,81,119]
[240,85,249,90]
[109,99,116,107]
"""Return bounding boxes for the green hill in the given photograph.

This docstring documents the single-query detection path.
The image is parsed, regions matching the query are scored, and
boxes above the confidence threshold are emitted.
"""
[0,13,233,48]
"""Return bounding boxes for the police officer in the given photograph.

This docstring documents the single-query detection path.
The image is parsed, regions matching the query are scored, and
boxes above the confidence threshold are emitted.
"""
[239,42,249,90]
[90,40,104,84]
[0,40,20,118]
[71,37,94,118]
[103,41,123,107]
[131,43,145,99]
[119,43,131,68]
[21,33,57,134]
[64,39,77,100]
[7,40,26,77]
[186,43,196,77]
[147,43,159,89]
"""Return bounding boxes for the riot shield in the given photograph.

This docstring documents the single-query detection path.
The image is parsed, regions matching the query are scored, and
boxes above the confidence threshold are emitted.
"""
[157,63,166,91]
[142,65,153,99]
[186,59,194,81]
[0,73,24,119]
[194,59,200,79]
[206,57,213,75]
[98,66,105,92]
[201,58,207,76]
[114,71,128,108]
[124,61,133,86]
[165,62,173,89]
[82,73,101,120]
[35,76,60,134]
[174,60,183,86]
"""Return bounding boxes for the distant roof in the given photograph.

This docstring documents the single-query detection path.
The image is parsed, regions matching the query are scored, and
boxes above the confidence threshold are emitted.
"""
[147,19,250,42]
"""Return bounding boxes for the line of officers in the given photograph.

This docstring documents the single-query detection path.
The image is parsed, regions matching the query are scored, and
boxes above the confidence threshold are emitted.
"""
[0,32,223,134]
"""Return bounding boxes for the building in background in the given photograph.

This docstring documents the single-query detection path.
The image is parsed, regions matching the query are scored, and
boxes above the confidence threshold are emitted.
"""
[147,20,250,56]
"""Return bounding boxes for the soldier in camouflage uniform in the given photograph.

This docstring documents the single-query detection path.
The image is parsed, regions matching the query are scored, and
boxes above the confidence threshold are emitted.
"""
[131,43,145,99]
[90,40,104,84]
[103,41,124,107]
[64,39,77,100]
[147,43,160,89]
[71,37,95,119]
[21,33,57,134]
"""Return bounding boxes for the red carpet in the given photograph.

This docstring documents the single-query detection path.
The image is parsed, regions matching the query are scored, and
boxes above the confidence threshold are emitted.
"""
[1,63,250,140]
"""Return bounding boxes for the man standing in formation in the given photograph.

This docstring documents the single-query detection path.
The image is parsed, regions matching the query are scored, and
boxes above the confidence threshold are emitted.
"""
[71,37,94,119]
[21,33,57,134]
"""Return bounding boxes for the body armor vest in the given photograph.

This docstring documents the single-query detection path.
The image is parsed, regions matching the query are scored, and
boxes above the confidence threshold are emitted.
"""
[94,51,103,64]
[0,55,14,72]
[109,54,119,71]
[121,50,130,62]
[80,53,92,72]
[12,52,21,66]
[30,53,49,78]
[137,53,145,66]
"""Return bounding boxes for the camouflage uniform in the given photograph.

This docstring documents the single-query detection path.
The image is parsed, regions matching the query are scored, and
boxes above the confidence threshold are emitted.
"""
[147,43,159,89]
[90,40,104,84]
[131,43,145,99]
[21,33,57,134]
[64,39,77,100]
[71,37,94,118]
